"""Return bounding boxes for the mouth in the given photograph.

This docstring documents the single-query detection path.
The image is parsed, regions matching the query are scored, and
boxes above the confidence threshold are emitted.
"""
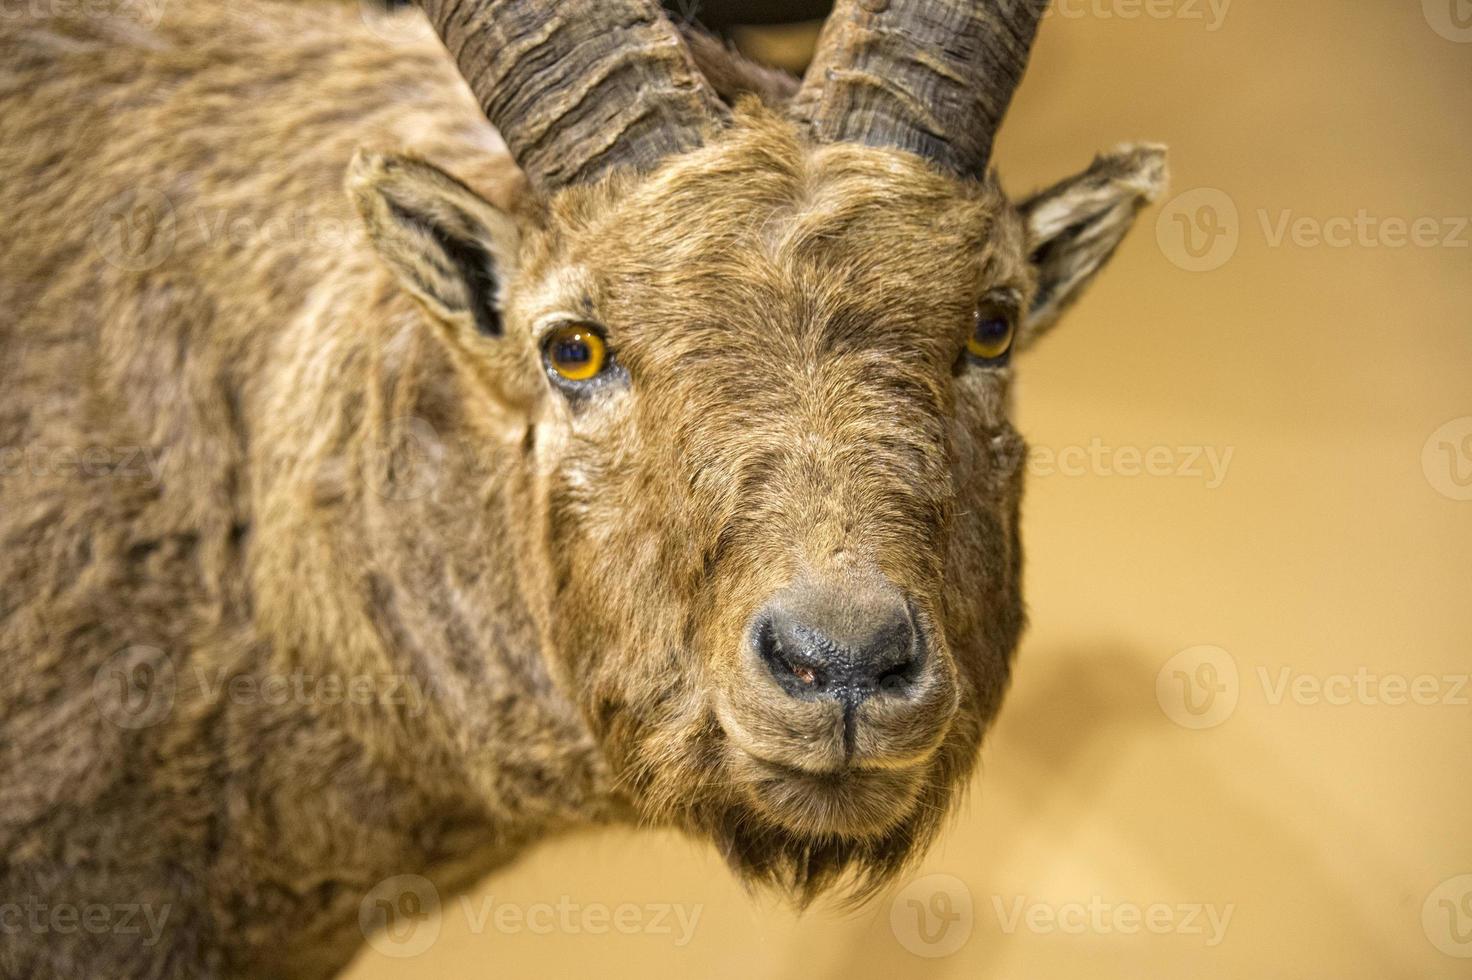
[728,747,927,839]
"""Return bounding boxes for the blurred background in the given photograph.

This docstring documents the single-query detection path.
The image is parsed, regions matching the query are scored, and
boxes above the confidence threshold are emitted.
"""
[347,1,1472,977]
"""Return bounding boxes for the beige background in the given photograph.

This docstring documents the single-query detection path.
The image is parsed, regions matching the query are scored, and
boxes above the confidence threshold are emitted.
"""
[347,1,1472,976]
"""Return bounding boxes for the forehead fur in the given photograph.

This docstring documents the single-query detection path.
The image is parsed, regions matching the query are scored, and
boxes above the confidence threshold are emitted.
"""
[525,103,1032,357]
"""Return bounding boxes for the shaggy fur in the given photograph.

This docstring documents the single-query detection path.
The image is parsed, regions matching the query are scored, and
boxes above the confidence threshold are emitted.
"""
[0,1,1165,976]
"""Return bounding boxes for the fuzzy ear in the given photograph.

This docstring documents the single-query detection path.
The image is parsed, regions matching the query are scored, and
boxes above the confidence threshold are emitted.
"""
[1018,143,1168,347]
[346,151,520,338]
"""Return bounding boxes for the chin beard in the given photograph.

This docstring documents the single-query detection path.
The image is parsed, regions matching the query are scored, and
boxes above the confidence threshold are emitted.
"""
[607,692,986,906]
[693,740,979,906]
[705,798,944,907]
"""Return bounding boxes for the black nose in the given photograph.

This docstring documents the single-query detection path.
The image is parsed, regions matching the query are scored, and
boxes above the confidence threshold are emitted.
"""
[754,580,924,705]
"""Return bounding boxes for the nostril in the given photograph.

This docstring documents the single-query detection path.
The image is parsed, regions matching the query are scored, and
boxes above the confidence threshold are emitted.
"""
[752,589,926,705]
[756,618,828,698]
[877,661,917,696]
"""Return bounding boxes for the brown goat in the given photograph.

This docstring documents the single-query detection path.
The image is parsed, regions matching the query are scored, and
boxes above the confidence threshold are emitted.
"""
[0,0,1166,976]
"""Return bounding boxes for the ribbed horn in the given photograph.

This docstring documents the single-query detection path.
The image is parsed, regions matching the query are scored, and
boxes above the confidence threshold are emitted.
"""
[417,0,727,189]
[790,0,1046,177]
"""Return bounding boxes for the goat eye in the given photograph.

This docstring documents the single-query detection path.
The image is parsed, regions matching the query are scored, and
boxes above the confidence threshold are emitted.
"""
[544,324,608,382]
[967,309,1015,364]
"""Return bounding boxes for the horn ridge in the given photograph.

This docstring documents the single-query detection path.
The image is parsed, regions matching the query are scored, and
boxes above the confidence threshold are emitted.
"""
[417,0,727,190]
[791,0,1046,177]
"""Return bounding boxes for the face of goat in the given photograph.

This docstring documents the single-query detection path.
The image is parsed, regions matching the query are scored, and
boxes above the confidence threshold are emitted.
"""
[345,102,1164,898]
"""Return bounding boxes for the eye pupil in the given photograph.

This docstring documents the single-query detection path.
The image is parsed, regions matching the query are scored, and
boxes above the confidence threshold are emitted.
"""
[545,324,608,383]
[967,308,1016,363]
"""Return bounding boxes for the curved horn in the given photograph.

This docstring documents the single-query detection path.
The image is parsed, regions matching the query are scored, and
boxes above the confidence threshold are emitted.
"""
[417,0,727,189]
[790,0,1046,177]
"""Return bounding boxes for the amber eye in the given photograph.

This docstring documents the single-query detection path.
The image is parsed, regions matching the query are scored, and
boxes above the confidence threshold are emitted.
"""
[543,324,608,382]
[967,308,1016,363]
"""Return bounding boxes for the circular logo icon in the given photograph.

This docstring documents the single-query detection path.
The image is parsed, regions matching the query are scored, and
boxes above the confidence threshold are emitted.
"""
[92,645,176,729]
[358,0,433,45]
[359,874,441,958]
[1156,645,1239,729]
[1422,417,1472,501]
[91,187,176,271]
[890,873,974,958]
[1156,188,1240,272]
[366,416,446,502]
[1423,874,1472,958]
[1424,0,1472,42]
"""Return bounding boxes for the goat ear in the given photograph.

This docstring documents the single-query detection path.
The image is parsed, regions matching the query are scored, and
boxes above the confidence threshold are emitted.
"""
[1018,143,1168,347]
[346,151,520,339]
